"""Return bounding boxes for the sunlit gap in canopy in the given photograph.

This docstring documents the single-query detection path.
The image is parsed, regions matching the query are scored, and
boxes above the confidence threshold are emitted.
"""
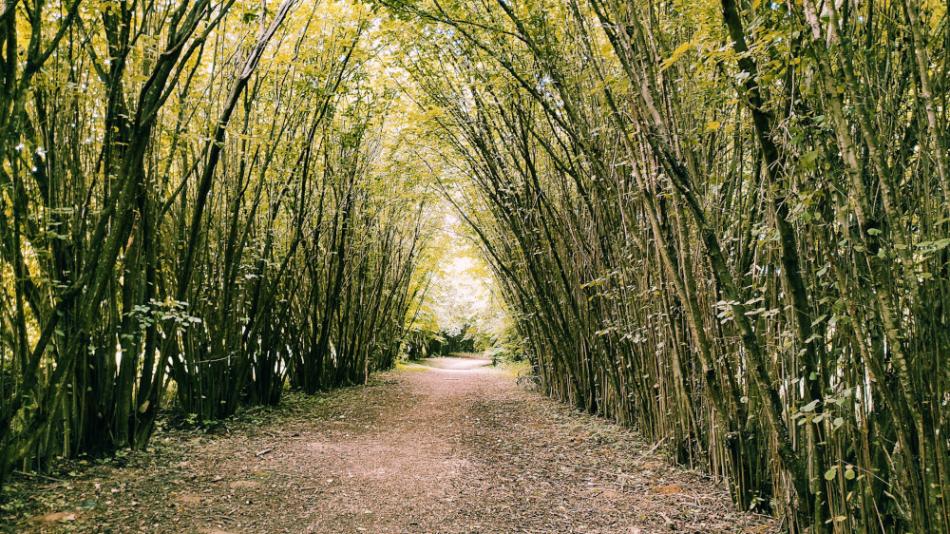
[406,209,514,361]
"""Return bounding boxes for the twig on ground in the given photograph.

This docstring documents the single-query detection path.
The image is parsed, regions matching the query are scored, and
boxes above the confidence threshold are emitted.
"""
[14,470,63,483]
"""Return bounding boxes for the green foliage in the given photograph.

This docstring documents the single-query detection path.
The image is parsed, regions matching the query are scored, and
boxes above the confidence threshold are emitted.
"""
[0,0,430,486]
[1,2,947,533]
[388,0,950,531]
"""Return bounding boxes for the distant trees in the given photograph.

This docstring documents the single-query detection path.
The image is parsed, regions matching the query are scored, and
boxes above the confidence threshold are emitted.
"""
[0,0,429,486]
[427,324,477,356]
[388,0,949,531]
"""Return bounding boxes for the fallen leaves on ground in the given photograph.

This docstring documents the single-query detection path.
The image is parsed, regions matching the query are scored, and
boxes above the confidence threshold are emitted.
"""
[3,358,776,533]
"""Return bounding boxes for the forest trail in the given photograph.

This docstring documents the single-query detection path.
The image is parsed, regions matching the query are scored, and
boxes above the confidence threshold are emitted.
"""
[14,358,773,534]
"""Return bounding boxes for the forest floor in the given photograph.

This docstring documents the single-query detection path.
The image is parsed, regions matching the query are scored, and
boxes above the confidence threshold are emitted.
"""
[4,357,776,533]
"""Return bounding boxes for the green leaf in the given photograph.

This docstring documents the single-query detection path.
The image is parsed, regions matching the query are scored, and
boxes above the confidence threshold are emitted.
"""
[824,466,838,481]
[800,150,819,171]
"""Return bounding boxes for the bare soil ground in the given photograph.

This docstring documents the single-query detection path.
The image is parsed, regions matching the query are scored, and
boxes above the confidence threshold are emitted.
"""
[4,358,776,533]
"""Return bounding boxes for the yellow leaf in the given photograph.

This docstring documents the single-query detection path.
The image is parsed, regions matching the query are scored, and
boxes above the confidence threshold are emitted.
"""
[705,120,721,132]
[660,40,693,71]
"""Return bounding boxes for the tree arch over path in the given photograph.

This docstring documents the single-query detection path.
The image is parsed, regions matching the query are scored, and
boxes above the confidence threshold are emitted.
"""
[1,1,947,531]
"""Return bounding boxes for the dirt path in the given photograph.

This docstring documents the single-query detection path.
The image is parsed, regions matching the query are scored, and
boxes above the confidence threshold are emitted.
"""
[9,358,775,533]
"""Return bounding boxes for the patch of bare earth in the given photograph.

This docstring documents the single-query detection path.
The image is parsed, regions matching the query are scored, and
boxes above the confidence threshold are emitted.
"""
[5,358,776,533]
